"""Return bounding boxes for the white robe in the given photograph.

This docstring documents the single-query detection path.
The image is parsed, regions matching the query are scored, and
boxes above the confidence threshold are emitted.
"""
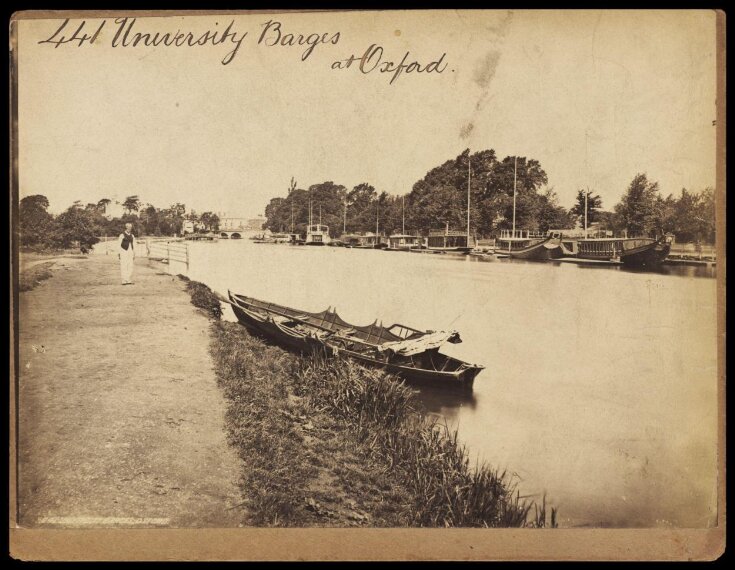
[119,232,136,283]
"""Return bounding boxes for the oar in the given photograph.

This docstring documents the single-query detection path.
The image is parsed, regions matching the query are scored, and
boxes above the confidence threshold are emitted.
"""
[213,290,232,304]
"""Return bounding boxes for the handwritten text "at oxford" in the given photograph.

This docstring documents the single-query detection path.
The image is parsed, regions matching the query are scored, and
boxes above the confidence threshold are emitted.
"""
[331,44,448,84]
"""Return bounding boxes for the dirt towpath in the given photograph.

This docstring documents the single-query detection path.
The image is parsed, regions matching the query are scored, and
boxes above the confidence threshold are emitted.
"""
[16,254,244,528]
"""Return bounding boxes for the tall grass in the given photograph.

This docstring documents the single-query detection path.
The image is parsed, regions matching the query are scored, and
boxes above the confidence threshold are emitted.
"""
[295,357,537,527]
[210,322,314,525]
[179,275,223,319]
[183,279,556,527]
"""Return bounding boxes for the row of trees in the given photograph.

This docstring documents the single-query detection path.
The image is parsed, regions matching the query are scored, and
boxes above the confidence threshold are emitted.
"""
[264,149,716,243]
[265,151,575,238]
[569,175,716,243]
[18,195,220,251]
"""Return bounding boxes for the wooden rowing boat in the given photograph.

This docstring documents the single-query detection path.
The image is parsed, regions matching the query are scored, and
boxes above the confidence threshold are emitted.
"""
[228,292,484,389]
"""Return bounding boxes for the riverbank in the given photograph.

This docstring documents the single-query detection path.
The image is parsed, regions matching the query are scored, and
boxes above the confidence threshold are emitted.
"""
[16,254,244,527]
[183,278,547,527]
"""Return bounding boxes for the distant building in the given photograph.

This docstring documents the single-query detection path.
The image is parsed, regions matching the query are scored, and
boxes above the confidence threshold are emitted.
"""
[217,213,266,231]
[183,220,196,234]
[246,216,267,230]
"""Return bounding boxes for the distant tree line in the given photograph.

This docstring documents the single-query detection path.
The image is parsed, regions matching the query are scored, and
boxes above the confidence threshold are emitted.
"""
[18,194,221,251]
[264,149,716,243]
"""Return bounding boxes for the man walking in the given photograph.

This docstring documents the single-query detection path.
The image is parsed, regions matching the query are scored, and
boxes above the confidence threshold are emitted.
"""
[118,222,136,285]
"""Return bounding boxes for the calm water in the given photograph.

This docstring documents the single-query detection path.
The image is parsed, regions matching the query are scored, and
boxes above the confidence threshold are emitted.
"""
[185,240,719,528]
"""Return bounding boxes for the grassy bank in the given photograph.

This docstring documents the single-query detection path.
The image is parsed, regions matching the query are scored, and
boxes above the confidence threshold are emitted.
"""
[183,277,555,528]
[19,262,55,292]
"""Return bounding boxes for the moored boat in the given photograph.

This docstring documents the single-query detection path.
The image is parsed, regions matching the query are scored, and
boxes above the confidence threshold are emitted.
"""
[425,226,475,254]
[341,232,380,248]
[387,234,423,251]
[228,292,484,389]
[575,235,672,266]
[305,224,331,246]
[496,230,563,260]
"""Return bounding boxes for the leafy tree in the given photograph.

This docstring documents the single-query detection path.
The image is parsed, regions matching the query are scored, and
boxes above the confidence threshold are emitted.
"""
[570,189,603,229]
[650,193,678,236]
[536,188,575,232]
[264,181,347,236]
[50,205,101,250]
[406,150,548,236]
[615,174,661,237]
[346,183,378,233]
[698,187,716,243]
[123,195,141,214]
[139,204,161,236]
[671,187,716,243]
[199,212,220,232]
[597,211,624,235]
[19,195,54,247]
[307,181,347,236]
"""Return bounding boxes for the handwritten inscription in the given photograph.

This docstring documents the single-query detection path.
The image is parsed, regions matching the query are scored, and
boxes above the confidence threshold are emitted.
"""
[37,18,450,83]
[258,20,340,61]
[38,19,106,48]
[331,44,448,84]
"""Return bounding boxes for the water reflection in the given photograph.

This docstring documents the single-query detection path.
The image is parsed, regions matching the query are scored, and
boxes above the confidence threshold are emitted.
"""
[412,384,478,416]
[469,253,716,278]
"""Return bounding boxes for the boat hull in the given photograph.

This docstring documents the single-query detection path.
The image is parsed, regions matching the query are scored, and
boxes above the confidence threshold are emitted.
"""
[419,247,472,255]
[576,238,671,266]
[228,293,482,390]
[506,237,563,260]
[621,241,671,267]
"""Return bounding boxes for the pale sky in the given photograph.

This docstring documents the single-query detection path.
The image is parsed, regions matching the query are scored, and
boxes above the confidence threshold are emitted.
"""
[17,10,718,216]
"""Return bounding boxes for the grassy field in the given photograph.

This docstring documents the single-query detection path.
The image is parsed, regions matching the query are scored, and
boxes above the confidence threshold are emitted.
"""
[182,277,554,528]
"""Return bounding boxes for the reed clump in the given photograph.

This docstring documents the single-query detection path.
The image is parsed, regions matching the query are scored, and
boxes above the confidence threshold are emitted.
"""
[295,357,538,527]
[180,277,223,319]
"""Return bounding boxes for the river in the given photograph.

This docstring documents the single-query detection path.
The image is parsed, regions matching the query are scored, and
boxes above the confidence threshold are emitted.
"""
[184,239,719,528]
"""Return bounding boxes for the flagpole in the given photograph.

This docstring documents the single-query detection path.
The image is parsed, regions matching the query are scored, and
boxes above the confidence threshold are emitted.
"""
[512,156,518,238]
[402,196,405,235]
[467,151,471,246]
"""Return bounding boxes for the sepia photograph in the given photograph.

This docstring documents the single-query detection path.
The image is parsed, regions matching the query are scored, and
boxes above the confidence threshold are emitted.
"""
[10,9,724,561]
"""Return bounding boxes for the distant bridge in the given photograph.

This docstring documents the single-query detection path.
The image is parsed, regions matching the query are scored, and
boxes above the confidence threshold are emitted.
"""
[219,230,244,239]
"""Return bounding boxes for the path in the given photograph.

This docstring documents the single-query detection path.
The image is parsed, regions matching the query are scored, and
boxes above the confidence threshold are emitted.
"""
[16,254,245,527]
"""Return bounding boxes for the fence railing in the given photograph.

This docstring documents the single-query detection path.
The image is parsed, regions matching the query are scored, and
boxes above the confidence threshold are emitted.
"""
[147,239,190,274]
[669,242,716,259]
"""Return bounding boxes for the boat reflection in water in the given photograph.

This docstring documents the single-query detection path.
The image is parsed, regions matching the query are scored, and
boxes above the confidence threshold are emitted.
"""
[412,384,479,416]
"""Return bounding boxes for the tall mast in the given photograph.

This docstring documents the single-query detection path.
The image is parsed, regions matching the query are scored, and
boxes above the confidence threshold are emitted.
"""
[291,201,294,233]
[512,156,518,238]
[343,198,347,234]
[584,188,588,239]
[319,204,322,226]
[467,151,471,244]
[376,201,379,236]
[402,195,405,235]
